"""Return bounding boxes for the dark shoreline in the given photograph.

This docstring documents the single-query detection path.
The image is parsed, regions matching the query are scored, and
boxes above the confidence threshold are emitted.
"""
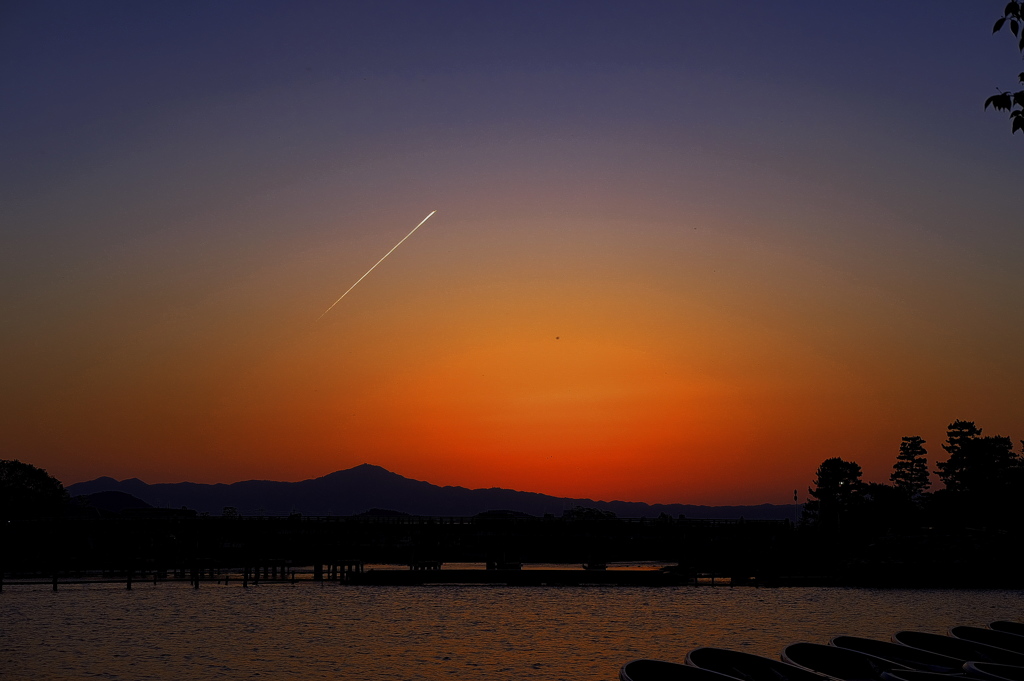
[4,571,1020,589]
[4,513,1021,590]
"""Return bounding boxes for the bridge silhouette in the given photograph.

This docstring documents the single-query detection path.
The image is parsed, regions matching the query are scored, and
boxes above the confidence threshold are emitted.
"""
[2,513,799,589]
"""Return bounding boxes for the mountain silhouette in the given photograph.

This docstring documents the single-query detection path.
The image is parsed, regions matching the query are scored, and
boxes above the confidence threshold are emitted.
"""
[73,490,153,513]
[66,463,798,519]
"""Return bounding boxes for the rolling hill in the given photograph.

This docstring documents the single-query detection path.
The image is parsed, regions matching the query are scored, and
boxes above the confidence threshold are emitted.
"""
[67,463,799,519]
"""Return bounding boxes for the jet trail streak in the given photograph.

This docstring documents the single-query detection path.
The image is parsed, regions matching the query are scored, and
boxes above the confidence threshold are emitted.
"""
[318,210,436,320]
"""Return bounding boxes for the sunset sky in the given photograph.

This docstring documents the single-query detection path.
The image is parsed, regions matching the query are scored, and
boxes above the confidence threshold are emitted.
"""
[3,1,1022,505]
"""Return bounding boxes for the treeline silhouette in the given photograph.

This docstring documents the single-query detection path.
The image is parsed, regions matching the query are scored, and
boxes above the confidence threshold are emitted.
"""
[797,419,1023,585]
[802,419,1023,532]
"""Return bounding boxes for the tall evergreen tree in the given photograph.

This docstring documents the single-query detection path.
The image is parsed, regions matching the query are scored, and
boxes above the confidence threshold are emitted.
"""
[890,436,930,498]
[937,420,1019,494]
[936,420,981,492]
[802,457,864,531]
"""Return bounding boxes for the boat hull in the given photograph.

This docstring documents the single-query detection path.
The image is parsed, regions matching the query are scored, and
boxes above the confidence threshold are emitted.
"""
[686,647,829,681]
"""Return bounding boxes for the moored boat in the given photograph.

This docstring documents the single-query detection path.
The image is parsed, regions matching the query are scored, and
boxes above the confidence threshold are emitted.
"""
[951,627,1024,656]
[686,647,829,681]
[991,624,1024,638]
[881,671,970,681]
[831,636,966,673]
[623,622,1024,681]
[964,662,1024,681]
[893,632,1024,667]
[783,641,912,681]
[619,659,744,681]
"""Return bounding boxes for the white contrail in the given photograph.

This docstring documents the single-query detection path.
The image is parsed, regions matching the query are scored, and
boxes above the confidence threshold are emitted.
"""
[317,210,436,320]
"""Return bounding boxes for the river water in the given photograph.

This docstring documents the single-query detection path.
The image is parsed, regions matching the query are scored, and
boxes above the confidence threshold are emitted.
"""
[2,583,1022,680]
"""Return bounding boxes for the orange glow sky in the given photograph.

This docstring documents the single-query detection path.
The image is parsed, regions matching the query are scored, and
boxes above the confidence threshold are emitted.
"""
[3,2,1023,505]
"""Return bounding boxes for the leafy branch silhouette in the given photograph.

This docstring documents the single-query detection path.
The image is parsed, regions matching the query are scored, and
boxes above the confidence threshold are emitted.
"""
[985,2,1024,134]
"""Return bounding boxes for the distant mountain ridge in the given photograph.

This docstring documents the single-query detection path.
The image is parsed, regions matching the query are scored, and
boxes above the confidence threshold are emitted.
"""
[67,463,799,519]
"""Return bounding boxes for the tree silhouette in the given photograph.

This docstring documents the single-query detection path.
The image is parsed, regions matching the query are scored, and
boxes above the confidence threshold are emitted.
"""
[890,436,930,498]
[802,457,864,531]
[0,459,68,520]
[936,419,1020,494]
[936,419,981,492]
[563,506,617,520]
[985,2,1024,133]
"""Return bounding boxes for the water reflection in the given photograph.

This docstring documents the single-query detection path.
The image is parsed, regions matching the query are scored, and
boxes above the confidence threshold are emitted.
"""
[2,585,1022,680]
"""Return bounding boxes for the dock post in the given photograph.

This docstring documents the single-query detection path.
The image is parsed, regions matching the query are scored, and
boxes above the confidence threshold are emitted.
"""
[52,574,58,592]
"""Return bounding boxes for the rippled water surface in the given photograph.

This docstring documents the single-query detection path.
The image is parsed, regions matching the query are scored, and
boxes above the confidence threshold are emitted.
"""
[3,584,1022,680]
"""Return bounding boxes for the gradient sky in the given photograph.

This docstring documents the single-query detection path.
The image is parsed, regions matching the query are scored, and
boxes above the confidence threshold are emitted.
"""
[3,1,1022,505]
